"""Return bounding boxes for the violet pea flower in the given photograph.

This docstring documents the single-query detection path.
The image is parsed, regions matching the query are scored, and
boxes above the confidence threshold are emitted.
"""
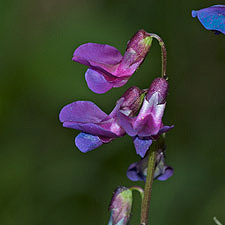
[117,78,173,158]
[59,87,143,153]
[127,151,173,182]
[192,5,225,34]
[72,30,152,94]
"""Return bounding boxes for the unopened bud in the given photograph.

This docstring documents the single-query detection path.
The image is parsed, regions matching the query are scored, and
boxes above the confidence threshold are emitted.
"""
[147,77,168,103]
[108,186,132,225]
[119,86,144,116]
[126,29,152,60]
[119,30,152,72]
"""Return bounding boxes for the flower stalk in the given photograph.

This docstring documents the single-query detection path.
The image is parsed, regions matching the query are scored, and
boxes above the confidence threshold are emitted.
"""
[140,142,157,225]
[148,33,167,79]
[129,186,144,200]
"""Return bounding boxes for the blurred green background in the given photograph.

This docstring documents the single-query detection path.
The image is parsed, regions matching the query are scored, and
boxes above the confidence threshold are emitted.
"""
[0,0,225,224]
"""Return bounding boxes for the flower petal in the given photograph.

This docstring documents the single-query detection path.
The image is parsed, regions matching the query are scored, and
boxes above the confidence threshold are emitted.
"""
[72,43,122,71]
[192,5,225,34]
[59,101,107,123]
[62,121,119,137]
[112,78,129,88]
[158,125,174,135]
[75,133,103,153]
[117,112,137,136]
[134,94,166,134]
[85,69,114,94]
[134,114,158,137]
[127,152,173,182]
[133,136,152,158]
[60,101,124,137]
[127,162,146,181]
[156,166,173,181]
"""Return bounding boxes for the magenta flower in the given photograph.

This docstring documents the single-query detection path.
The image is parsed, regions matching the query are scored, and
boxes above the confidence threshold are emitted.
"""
[72,30,152,94]
[127,151,173,182]
[59,87,143,153]
[117,78,173,158]
[192,5,225,34]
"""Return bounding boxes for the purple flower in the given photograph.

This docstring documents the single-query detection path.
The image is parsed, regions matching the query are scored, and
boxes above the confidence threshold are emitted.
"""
[59,87,143,153]
[108,187,132,225]
[117,77,173,158]
[127,150,173,182]
[192,5,225,34]
[72,30,152,93]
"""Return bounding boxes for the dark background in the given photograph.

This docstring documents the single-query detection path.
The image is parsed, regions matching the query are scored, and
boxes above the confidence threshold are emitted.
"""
[0,0,224,224]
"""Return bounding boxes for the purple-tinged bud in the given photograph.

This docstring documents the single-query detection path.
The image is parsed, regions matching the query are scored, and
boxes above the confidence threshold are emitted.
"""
[119,86,144,117]
[127,29,152,59]
[108,186,132,225]
[119,30,152,72]
[146,77,168,104]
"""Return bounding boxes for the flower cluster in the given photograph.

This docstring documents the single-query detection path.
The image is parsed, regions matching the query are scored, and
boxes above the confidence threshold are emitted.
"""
[59,29,174,224]
[60,77,173,158]
[59,6,223,222]
[60,30,173,159]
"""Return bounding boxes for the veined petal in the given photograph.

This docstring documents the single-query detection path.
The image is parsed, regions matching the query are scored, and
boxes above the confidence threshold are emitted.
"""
[75,133,103,153]
[72,43,122,69]
[59,101,107,123]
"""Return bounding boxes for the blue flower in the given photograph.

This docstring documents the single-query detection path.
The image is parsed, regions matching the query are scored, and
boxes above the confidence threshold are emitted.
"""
[127,149,173,182]
[192,5,225,34]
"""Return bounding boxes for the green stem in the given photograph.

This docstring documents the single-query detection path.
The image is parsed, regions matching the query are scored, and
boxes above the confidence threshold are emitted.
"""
[148,33,167,79]
[140,143,157,225]
[129,186,144,200]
